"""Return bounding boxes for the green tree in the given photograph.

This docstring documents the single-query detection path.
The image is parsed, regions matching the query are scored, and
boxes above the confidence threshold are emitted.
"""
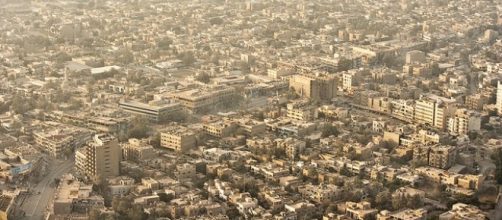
[321,123,340,138]
[195,72,211,84]
[127,116,152,139]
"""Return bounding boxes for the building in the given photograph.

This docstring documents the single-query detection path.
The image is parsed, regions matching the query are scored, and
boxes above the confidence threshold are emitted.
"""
[119,99,182,122]
[413,145,458,169]
[377,208,427,220]
[33,124,92,158]
[289,73,337,101]
[414,95,456,130]
[122,139,155,162]
[344,201,378,220]
[203,120,237,138]
[391,99,415,122]
[76,134,121,183]
[497,81,502,115]
[438,203,487,220]
[160,126,197,152]
[447,109,481,136]
[52,174,104,217]
[286,100,318,121]
[174,86,236,113]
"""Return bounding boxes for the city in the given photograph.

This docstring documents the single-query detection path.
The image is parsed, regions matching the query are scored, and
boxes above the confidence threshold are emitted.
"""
[0,0,501,219]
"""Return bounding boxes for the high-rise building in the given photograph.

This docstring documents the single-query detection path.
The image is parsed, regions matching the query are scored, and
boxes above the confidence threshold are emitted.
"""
[414,94,456,131]
[76,134,121,183]
[447,109,481,136]
[289,73,337,101]
[497,81,502,115]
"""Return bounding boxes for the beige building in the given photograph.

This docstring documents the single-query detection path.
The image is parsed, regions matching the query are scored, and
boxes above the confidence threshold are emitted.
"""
[377,208,427,220]
[174,85,236,113]
[286,100,318,121]
[76,134,121,183]
[344,201,378,220]
[34,124,92,158]
[122,139,156,162]
[289,73,337,101]
[52,174,104,217]
[160,126,197,152]
[119,99,182,122]
[203,120,237,138]
[439,203,487,220]
[447,109,481,136]
[414,95,456,130]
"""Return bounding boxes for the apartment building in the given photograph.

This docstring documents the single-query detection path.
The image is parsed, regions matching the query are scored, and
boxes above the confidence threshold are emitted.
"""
[119,99,182,122]
[414,95,456,130]
[160,126,197,152]
[122,139,156,162]
[76,134,121,183]
[289,73,337,101]
[34,124,93,158]
[447,109,481,136]
[286,100,318,121]
[174,85,236,113]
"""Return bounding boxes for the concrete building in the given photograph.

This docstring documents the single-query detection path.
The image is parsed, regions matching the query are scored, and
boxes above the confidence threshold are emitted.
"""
[286,100,318,121]
[203,120,237,138]
[76,134,121,183]
[429,145,457,169]
[344,201,378,220]
[174,86,236,113]
[122,139,155,162]
[160,126,197,152]
[406,50,426,64]
[439,203,487,220]
[414,95,456,130]
[52,174,104,217]
[447,109,481,136]
[33,125,92,158]
[119,99,182,122]
[289,73,337,101]
[377,208,427,220]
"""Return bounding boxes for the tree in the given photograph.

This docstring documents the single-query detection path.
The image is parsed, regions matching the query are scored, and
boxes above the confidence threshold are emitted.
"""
[157,37,173,50]
[195,72,211,84]
[375,190,392,210]
[321,123,340,138]
[127,116,152,139]
[178,51,196,66]
[338,58,353,71]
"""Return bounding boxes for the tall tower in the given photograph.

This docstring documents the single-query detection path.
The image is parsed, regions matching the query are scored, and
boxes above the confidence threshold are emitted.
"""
[80,134,121,183]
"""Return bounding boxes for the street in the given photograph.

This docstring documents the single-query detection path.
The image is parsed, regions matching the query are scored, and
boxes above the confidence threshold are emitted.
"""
[17,158,74,220]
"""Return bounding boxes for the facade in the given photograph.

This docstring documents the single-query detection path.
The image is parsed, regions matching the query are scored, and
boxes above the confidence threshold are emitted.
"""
[122,139,156,162]
[160,126,197,152]
[289,73,337,101]
[414,95,456,130]
[429,145,457,169]
[203,120,237,138]
[33,125,92,158]
[174,86,236,113]
[438,203,487,220]
[119,99,182,122]
[77,134,121,183]
[286,100,318,121]
[53,174,104,217]
[447,109,481,136]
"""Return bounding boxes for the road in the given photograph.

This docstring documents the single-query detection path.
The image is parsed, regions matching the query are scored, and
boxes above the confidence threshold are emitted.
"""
[17,158,74,220]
